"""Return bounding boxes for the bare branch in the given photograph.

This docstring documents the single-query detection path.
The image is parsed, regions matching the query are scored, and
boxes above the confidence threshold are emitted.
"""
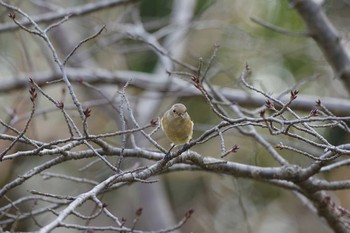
[290,0,350,93]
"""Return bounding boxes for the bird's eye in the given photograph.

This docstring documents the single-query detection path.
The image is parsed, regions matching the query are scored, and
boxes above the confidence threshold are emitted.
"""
[172,109,176,113]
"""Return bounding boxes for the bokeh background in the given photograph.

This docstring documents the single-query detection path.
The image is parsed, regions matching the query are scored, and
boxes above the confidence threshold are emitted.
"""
[1,0,350,232]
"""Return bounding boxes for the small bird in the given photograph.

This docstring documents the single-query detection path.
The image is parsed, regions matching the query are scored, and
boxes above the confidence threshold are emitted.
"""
[161,103,193,145]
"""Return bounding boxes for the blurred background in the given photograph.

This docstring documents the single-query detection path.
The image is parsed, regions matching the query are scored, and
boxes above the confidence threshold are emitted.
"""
[1,0,350,232]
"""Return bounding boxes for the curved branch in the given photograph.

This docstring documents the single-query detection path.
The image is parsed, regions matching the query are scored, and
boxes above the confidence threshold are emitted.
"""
[291,0,350,93]
[0,0,137,32]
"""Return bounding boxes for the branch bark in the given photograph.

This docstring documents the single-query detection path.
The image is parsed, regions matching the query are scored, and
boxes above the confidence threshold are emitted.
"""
[291,0,350,93]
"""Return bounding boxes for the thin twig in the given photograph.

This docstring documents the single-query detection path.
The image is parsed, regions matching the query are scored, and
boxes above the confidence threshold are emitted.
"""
[250,16,309,37]
[63,25,106,65]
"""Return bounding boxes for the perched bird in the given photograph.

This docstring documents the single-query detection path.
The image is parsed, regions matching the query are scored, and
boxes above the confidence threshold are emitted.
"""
[161,103,193,145]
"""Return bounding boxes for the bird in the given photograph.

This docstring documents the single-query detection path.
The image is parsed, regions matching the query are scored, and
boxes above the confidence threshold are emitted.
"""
[161,103,193,146]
